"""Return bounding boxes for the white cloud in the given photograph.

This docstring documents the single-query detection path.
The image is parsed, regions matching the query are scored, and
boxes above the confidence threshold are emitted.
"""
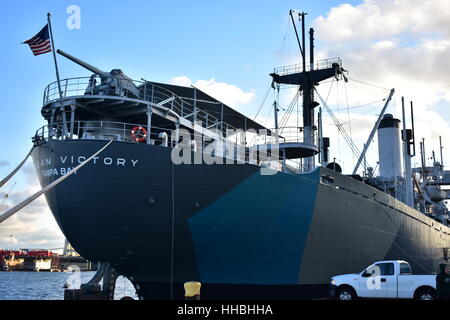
[0,162,64,250]
[312,0,450,103]
[314,0,450,43]
[307,0,450,173]
[170,76,256,108]
[170,76,192,87]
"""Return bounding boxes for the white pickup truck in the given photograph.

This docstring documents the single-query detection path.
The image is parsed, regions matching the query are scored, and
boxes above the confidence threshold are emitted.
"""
[330,260,437,300]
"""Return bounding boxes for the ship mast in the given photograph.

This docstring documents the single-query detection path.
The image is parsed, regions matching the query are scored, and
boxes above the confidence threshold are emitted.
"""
[271,11,344,172]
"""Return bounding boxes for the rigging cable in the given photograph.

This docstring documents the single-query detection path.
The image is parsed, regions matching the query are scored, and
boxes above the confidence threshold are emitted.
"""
[315,87,363,163]
[252,81,273,122]
[347,77,391,91]
[0,147,34,189]
[254,13,291,128]
[279,15,290,67]
[331,99,386,112]
[279,90,300,130]
[338,104,383,126]
[0,182,16,209]
[344,79,354,167]
[0,138,114,224]
[336,79,341,162]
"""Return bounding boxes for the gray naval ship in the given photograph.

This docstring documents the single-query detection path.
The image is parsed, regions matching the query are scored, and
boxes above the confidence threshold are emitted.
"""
[31,14,449,299]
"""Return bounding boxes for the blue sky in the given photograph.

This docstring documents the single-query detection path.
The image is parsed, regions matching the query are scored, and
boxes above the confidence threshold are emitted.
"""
[0,0,359,169]
[1,0,450,249]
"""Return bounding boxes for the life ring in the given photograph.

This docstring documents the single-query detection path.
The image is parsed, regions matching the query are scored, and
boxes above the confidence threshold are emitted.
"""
[131,126,147,142]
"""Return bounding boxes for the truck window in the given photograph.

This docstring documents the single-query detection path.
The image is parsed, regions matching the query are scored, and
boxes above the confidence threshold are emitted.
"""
[375,263,395,275]
[399,262,412,274]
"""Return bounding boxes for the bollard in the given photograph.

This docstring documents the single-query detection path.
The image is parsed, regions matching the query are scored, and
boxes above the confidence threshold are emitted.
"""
[184,281,201,300]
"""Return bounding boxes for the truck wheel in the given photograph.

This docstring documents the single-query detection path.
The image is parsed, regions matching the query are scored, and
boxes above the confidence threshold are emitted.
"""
[336,287,356,300]
[415,288,436,300]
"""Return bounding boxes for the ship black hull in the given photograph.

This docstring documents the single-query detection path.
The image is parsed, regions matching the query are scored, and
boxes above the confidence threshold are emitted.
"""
[32,140,450,299]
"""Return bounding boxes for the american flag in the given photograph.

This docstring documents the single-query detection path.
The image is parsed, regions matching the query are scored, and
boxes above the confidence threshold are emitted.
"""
[23,24,52,56]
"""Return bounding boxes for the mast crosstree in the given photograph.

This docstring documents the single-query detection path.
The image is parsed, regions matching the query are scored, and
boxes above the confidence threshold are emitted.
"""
[270,11,345,171]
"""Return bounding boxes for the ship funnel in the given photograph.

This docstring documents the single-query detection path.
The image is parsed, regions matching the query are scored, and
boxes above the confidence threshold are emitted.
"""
[377,114,403,179]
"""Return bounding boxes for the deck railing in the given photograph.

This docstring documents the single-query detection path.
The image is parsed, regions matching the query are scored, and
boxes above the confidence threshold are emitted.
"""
[272,57,342,76]
[34,121,172,144]
[43,77,187,114]
[252,126,317,145]
[33,121,305,172]
[42,77,233,134]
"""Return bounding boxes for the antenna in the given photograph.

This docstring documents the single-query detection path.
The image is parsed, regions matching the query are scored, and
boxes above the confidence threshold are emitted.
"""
[289,10,304,61]
[439,136,444,167]
[421,138,426,170]
[410,101,416,156]
[309,28,314,70]
[300,12,306,72]
[273,100,279,142]
[402,97,414,207]
[318,107,322,164]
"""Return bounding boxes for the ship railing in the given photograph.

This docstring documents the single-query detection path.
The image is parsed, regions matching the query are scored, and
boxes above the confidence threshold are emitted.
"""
[183,108,221,132]
[42,77,223,134]
[272,57,342,76]
[33,121,296,172]
[43,77,188,114]
[34,121,174,145]
[252,126,316,145]
[34,120,243,147]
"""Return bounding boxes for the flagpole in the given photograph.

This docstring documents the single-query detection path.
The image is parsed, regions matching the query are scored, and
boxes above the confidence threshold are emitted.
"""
[47,12,69,138]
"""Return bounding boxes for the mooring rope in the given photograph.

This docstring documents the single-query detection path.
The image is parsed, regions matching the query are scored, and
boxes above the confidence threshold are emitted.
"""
[0,138,114,224]
[0,147,34,189]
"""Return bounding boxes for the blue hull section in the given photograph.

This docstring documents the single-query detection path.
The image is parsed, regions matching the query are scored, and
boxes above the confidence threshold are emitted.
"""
[189,170,319,284]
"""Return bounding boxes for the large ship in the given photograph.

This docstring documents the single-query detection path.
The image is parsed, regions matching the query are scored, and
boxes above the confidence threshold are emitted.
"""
[30,13,449,299]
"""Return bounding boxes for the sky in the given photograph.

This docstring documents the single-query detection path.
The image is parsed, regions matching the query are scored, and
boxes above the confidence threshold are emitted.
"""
[1,0,450,250]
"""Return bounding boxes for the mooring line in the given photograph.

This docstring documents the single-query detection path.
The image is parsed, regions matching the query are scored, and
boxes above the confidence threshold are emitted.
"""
[0,146,34,189]
[0,139,114,224]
